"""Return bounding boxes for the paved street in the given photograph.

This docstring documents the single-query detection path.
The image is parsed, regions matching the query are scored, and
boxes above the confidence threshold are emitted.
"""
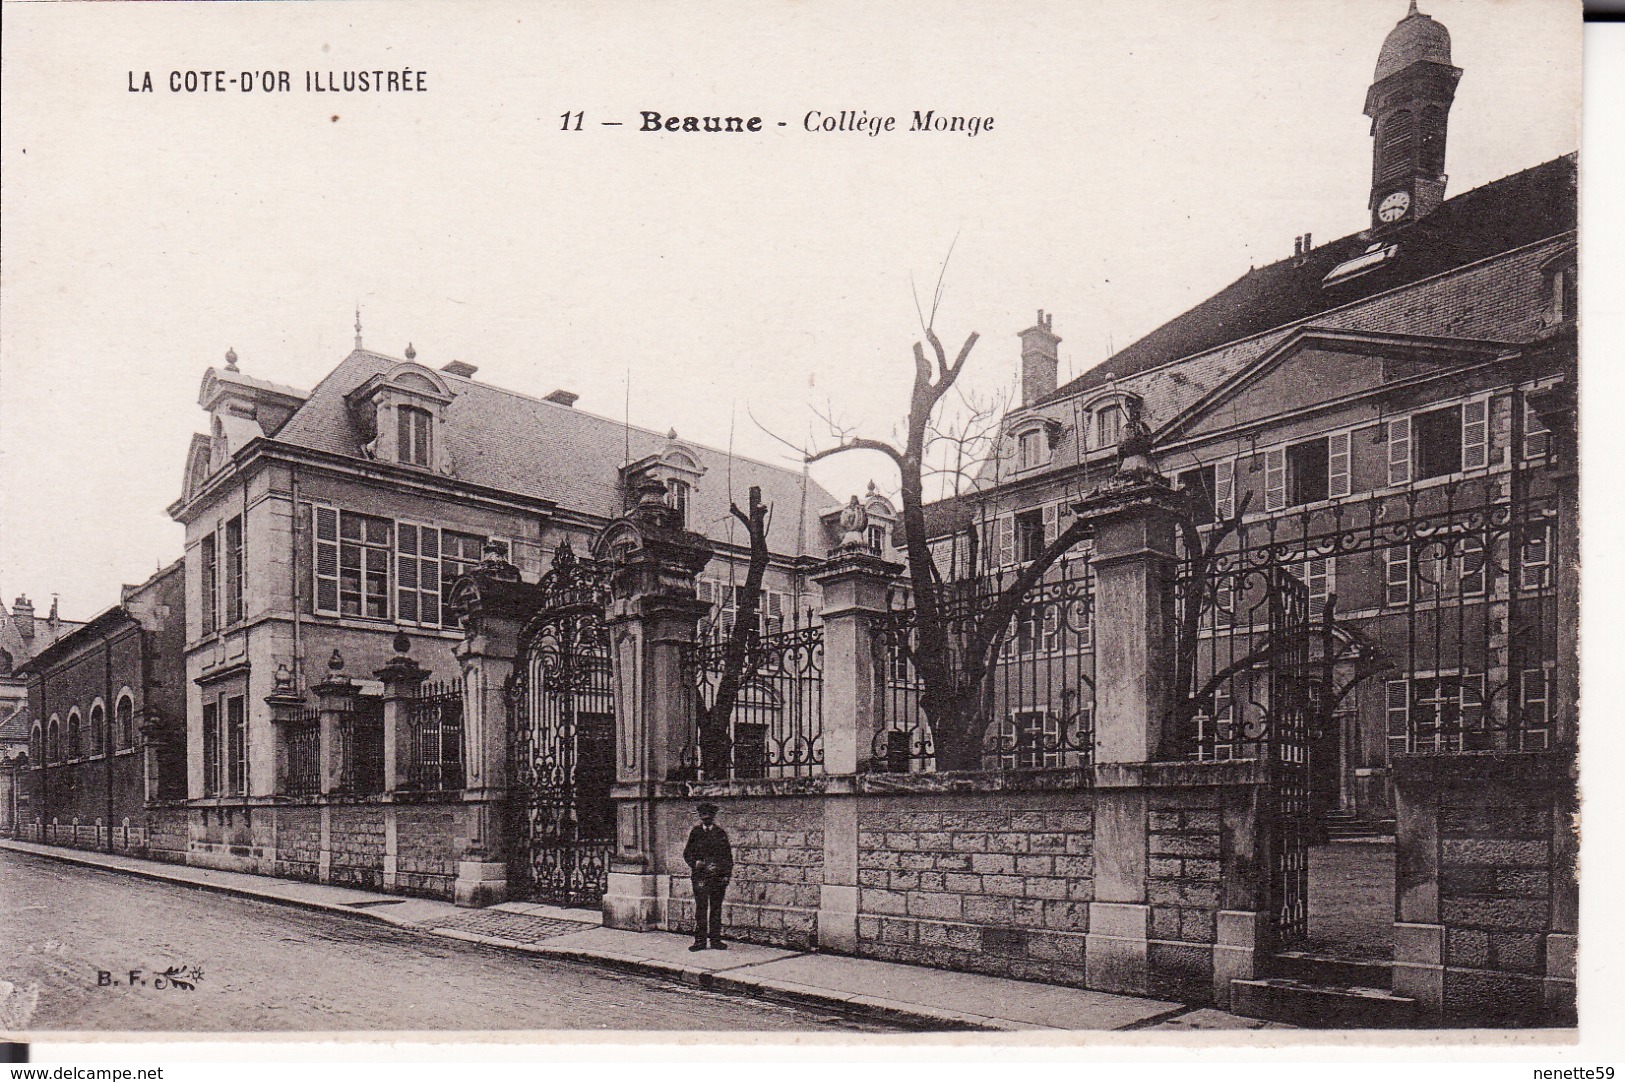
[0,849,905,1033]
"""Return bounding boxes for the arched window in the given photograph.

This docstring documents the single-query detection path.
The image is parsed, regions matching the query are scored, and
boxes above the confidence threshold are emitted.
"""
[67,710,83,759]
[1094,405,1124,450]
[117,694,136,750]
[89,702,106,757]
[47,716,61,763]
[30,723,43,765]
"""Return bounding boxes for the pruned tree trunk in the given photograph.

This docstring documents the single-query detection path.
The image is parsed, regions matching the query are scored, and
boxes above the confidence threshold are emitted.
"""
[698,485,771,777]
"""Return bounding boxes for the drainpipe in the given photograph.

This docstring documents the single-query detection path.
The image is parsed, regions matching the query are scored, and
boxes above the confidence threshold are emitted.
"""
[105,628,115,853]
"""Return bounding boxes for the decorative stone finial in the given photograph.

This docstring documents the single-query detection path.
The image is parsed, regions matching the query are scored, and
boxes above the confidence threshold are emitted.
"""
[1114,396,1163,484]
[224,347,239,371]
[328,648,345,673]
[354,304,363,350]
[481,538,511,565]
[273,661,294,692]
[838,494,870,549]
[866,480,879,497]
[405,342,416,361]
[667,428,679,441]
[392,631,412,656]
[636,474,670,510]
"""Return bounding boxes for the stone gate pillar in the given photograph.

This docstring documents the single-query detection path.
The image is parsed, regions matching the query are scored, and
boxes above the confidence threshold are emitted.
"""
[312,651,361,797]
[449,541,534,907]
[595,478,714,930]
[376,634,430,793]
[811,539,901,953]
[1072,470,1186,996]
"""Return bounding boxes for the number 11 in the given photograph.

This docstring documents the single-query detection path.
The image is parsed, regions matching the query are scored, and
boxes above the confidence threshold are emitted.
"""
[560,111,583,131]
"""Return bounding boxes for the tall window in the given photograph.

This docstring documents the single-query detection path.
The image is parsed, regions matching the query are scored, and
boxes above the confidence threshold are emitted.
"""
[398,406,433,467]
[397,523,442,626]
[202,702,220,796]
[1286,438,1330,506]
[67,710,82,759]
[338,512,392,618]
[30,723,42,765]
[224,515,244,625]
[200,531,219,634]
[1015,508,1046,563]
[1178,465,1216,525]
[47,717,61,763]
[116,694,135,750]
[89,703,106,757]
[225,695,247,795]
[1412,406,1463,480]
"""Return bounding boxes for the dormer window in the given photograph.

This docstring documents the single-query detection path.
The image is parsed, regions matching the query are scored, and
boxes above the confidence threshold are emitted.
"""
[1093,404,1123,450]
[398,406,433,467]
[667,479,690,527]
[1017,429,1045,471]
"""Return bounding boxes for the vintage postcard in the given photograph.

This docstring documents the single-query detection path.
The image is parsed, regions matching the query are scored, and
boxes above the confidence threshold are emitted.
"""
[0,0,1601,1064]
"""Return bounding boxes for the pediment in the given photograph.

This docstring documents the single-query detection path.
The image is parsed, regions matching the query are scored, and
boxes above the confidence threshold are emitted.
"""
[1158,329,1513,443]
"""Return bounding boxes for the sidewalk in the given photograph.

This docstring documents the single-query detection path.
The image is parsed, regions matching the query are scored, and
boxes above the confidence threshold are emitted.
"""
[1,837,1289,1033]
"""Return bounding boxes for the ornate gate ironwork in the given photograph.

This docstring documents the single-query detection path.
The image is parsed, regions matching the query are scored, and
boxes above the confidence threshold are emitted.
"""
[508,544,616,907]
[1265,567,1314,946]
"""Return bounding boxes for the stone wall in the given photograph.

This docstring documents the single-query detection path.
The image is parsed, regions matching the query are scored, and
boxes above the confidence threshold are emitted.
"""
[660,794,823,949]
[855,790,1093,986]
[1393,750,1576,1026]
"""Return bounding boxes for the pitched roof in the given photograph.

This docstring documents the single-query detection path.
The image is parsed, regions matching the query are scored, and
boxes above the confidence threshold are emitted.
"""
[267,351,837,558]
[1042,154,1577,407]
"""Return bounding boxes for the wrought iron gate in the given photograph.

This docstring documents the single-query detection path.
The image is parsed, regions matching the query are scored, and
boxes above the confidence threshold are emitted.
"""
[508,545,616,907]
[1265,567,1314,946]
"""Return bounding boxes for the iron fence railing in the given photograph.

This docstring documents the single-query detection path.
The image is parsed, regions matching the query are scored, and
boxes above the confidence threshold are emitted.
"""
[687,621,824,779]
[406,681,466,791]
[1175,471,1563,761]
[281,706,322,796]
[337,699,385,795]
[870,555,1096,773]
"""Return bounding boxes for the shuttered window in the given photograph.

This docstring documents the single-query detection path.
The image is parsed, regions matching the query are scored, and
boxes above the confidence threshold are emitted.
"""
[1214,460,1235,520]
[200,531,219,634]
[1461,398,1489,470]
[1264,448,1286,511]
[1386,545,1411,606]
[224,515,244,625]
[397,523,442,626]
[314,507,340,615]
[1523,398,1552,460]
[1385,680,1410,758]
[1327,432,1352,498]
[996,513,1015,568]
[1387,416,1412,486]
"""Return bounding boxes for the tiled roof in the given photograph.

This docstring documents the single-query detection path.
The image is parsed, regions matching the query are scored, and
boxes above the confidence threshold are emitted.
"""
[1043,154,1576,407]
[268,351,836,558]
[0,702,30,743]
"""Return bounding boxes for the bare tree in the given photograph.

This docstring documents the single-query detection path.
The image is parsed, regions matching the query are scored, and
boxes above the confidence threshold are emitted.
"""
[697,484,771,777]
[807,320,1094,771]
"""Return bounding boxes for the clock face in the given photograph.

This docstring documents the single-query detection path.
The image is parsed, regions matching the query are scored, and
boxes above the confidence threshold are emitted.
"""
[1377,189,1412,223]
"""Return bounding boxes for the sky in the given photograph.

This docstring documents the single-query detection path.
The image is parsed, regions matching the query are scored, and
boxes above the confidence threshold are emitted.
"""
[0,0,1582,620]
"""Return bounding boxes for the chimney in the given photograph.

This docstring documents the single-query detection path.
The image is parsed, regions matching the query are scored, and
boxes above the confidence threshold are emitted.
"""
[543,389,579,408]
[1018,310,1061,407]
[12,594,34,640]
[441,360,478,378]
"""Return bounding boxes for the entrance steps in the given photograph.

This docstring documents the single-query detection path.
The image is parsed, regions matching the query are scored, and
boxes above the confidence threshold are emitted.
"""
[1322,812,1396,841]
[1231,951,1416,1028]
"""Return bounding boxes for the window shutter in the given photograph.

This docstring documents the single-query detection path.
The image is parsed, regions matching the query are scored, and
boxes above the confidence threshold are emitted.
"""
[1214,460,1235,520]
[697,579,715,605]
[1264,448,1286,511]
[997,513,1015,568]
[1385,679,1411,758]
[1042,501,1059,547]
[1461,399,1489,470]
[1523,399,1552,460]
[1520,524,1552,590]
[1387,416,1412,486]
[1327,432,1352,498]
[313,506,340,615]
[1386,545,1411,606]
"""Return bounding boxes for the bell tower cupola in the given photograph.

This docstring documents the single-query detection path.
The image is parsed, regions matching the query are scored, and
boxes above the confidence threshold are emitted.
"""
[1363,1,1462,230]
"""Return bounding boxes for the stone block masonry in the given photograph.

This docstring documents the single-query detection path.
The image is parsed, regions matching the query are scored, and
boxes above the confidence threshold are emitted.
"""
[855,790,1094,987]
[1393,750,1576,1027]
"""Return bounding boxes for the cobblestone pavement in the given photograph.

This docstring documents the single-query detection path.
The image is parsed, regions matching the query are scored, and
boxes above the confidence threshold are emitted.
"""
[413,907,593,944]
[0,848,906,1034]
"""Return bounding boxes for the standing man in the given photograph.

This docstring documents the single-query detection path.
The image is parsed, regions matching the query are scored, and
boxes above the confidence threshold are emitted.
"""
[683,801,733,951]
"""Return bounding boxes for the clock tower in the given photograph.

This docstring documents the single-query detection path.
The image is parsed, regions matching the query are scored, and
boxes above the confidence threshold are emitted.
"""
[1363,1,1462,230]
